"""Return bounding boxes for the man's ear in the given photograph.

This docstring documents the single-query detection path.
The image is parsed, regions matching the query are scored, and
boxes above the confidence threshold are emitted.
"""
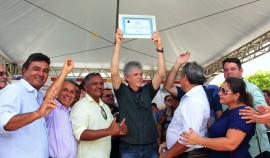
[22,68,27,74]
[240,68,243,74]
[125,76,129,82]
[183,74,188,82]
[83,83,87,91]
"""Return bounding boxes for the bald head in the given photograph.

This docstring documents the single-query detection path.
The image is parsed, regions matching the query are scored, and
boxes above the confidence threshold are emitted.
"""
[0,64,8,90]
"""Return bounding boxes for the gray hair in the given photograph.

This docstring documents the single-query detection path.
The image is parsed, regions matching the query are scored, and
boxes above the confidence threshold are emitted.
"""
[180,62,206,85]
[123,61,143,77]
[64,79,77,87]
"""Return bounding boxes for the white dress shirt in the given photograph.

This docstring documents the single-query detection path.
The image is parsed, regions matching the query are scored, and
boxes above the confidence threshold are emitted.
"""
[166,85,210,151]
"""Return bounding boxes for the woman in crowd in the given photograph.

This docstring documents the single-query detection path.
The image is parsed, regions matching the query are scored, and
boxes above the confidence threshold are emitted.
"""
[180,77,255,158]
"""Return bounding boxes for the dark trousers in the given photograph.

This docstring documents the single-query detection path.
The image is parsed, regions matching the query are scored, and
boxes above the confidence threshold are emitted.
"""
[119,141,159,158]
[176,148,210,158]
[110,138,120,158]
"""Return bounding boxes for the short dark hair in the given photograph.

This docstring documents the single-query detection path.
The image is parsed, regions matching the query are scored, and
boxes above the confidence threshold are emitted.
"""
[262,90,270,96]
[164,95,170,101]
[151,102,157,107]
[22,53,50,70]
[79,80,85,91]
[84,73,102,84]
[101,88,113,97]
[222,58,242,69]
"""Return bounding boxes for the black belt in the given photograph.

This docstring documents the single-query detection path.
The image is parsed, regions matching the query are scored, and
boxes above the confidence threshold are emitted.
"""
[188,148,209,154]
[176,148,209,158]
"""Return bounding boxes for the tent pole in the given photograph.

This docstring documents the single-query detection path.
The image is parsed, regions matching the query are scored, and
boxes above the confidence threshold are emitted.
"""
[115,0,120,44]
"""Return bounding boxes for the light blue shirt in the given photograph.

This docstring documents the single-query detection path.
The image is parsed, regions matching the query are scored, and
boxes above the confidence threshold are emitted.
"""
[45,99,78,158]
[0,79,48,158]
[244,80,270,157]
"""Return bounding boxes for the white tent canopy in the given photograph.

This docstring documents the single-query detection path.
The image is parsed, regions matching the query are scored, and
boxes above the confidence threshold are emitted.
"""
[0,0,270,78]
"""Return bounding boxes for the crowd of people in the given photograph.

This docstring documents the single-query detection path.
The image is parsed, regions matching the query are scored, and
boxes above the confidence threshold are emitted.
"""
[0,29,270,158]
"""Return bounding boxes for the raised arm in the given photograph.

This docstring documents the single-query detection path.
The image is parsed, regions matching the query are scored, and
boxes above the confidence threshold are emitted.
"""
[110,29,123,90]
[44,58,74,100]
[163,52,190,96]
[4,58,73,131]
[151,31,166,90]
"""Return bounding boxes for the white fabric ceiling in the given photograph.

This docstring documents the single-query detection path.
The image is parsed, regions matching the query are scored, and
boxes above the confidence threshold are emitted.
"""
[0,0,270,72]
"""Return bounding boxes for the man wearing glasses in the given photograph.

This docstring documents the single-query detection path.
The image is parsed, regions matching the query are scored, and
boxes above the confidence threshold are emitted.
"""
[0,64,8,90]
[70,73,128,158]
[101,88,119,116]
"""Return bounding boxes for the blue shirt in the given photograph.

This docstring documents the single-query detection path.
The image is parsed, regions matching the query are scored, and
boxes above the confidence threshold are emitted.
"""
[210,106,255,158]
[0,79,48,158]
[222,80,270,157]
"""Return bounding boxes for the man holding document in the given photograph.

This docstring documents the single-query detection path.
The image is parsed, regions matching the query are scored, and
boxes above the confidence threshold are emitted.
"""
[110,28,166,158]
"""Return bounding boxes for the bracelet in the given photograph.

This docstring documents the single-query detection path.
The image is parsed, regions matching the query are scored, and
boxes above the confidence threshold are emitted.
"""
[203,137,207,148]
[156,48,164,53]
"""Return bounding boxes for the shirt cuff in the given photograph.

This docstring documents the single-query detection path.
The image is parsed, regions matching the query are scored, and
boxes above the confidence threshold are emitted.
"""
[0,112,16,133]
[74,126,87,141]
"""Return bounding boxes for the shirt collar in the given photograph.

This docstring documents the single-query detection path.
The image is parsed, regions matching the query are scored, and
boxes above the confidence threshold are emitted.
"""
[55,99,71,112]
[20,78,43,99]
[85,93,105,106]
[185,85,203,97]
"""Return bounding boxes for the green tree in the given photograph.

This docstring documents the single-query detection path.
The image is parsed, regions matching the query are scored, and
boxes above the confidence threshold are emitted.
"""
[245,71,270,90]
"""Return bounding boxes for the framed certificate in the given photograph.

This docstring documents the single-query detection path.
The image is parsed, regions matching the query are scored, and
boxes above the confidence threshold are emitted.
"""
[119,14,156,38]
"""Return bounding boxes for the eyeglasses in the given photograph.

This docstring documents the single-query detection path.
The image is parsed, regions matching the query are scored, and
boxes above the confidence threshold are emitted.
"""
[99,106,107,120]
[103,94,114,98]
[0,71,8,77]
[166,99,175,103]
[219,87,234,95]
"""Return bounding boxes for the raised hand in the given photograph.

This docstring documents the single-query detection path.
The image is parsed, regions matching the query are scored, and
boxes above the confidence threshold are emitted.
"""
[151,31,162,50]
[37,89,58,117]
[62,57,74,74]
[115,29,123,44]
[175,52,190,66]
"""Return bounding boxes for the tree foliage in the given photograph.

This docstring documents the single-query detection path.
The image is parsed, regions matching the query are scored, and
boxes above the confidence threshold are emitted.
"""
[245,71,270,90]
